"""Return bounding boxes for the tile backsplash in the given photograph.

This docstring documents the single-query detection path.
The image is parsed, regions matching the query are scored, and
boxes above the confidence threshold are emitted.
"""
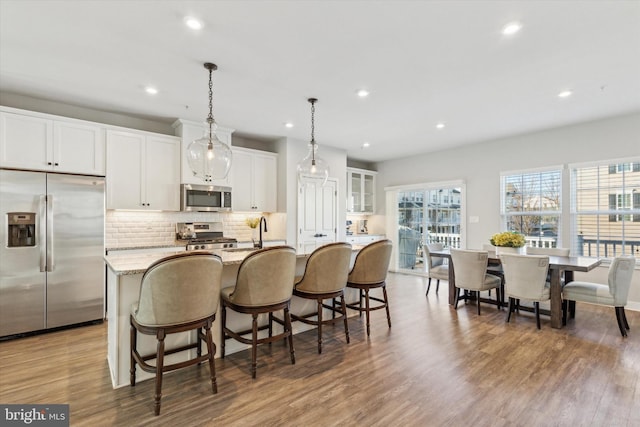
[106,211,286,249]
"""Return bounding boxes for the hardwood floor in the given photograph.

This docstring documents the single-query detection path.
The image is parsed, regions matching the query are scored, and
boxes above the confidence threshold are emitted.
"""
[1,272,639,426]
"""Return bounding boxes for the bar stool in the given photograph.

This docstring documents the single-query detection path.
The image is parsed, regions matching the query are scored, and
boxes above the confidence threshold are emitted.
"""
[289,242,352,354]
[130,252,223,416]
[345,239,393,336]
[221,246,297,378]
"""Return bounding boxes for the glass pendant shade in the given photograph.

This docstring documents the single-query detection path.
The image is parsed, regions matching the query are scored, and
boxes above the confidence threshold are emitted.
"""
[187,122,232,181]
[187,62,232,182]
[297,97,329,185]
[297,143,329,185]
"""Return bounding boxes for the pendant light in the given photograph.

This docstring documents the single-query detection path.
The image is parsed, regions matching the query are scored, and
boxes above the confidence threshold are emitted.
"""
[186,62,232,182]
[297,98,329,185]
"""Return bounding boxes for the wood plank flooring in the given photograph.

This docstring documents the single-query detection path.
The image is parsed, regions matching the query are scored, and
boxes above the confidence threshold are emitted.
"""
[1,272,639,426]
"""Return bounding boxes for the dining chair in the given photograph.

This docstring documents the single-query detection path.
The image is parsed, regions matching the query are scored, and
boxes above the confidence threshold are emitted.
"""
[500,254,550,329]
[526,247,570,256]
[424,242,449,295]
[220,246,297,378]
[288,242,352,354]
[345,239,393,336]
[130,252,223,416]
[562,256,636,336]
[450,249,502,314]
[525,247,570,285]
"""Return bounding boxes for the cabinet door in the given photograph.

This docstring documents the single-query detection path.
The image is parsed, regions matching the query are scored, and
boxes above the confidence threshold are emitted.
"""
[53,122,105,175]
[230,149,254,211]
[106,130,144,209]
[362,173,375,213]
[145,135,180,211]
[0,112,52,171]
[252,153,277,212]
[350,172,362,212]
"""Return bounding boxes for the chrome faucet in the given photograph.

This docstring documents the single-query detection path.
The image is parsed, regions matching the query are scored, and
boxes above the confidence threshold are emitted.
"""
[254,216,268,249]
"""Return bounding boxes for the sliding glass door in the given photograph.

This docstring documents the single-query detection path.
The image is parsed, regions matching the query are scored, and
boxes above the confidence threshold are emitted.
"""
[397,185,463,273]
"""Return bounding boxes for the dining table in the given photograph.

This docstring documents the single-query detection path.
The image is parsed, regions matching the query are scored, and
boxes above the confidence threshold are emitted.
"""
[428,248,602,329]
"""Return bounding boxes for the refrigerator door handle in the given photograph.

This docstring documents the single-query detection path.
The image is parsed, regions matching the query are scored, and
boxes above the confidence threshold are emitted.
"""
[47,194,54,272]
[39,195,47,272]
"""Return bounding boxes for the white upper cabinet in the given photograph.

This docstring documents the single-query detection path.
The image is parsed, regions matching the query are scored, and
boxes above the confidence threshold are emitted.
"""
[347,167,376,214]
[106,130,180,211]
[172,119,234,186]
[0,109,105,175]
[230,147,277,212]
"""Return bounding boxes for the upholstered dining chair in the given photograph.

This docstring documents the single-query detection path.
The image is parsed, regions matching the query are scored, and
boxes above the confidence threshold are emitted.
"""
[289,242,352,354]
[525,246,570,285]
[221,246,297,378]
[500,254,550,329]
[526,246,570,256]
[130,251,223,416]
[450,249,502,314]
[425,242,449,295]
[345,239,393,336]
[562,256,636,337]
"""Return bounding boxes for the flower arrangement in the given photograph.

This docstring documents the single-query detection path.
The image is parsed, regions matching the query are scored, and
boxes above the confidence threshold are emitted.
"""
[245,217,260,229]
[490,231,526,248]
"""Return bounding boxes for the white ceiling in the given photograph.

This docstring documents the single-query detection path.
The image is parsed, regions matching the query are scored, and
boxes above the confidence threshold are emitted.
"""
[1,0,639,163]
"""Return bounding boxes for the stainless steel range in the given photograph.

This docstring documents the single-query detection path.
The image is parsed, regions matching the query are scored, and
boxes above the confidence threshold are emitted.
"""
[176,222,238,251]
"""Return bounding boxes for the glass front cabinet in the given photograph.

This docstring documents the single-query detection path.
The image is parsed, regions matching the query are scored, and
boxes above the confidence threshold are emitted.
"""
[347,167,377,214]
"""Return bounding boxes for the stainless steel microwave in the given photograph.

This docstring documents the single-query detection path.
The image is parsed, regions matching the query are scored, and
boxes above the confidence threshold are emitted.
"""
[181,184,232,212]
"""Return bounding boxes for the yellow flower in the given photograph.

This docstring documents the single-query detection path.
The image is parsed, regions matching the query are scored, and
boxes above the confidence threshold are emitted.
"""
[490,231,526,248]
[245,217,260,228]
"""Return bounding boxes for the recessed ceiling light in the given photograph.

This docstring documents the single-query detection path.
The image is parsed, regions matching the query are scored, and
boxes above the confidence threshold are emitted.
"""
[184,17,203,30]
[362,142,370,148]
[284,122,294,128]
[502,22,522,36]
[145,86,158,95]
[436,123,445,129]
[356,89,370,98]
[558,90,573,98]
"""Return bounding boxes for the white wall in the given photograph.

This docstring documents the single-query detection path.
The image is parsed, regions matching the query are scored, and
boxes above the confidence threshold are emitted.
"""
[375,112,640,308]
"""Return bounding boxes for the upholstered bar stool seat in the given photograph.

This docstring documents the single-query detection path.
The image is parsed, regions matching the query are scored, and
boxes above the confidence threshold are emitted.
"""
[288,242,352,354]
[221,246,297,378]
[345,239,393,336]
[130,252,223,416]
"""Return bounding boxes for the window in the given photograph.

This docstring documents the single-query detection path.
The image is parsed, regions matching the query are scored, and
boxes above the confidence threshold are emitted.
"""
[500,168,562,248]
[571,160,640,258]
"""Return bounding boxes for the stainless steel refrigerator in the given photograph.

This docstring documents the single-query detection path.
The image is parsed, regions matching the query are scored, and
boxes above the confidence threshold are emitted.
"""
[0,169,105,337]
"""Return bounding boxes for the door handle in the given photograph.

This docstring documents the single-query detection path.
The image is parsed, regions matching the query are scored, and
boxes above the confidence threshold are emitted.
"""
[46,194,54,272]
[313,233,327,238]
[39,195,46,272]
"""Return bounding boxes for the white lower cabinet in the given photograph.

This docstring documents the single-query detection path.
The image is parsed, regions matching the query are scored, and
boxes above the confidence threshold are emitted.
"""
[106,130,180,210]
[230,147,277,212]
[346,235,385,245]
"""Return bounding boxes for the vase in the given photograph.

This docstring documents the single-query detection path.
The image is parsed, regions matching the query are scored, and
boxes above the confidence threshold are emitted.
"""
[495,246,524,256]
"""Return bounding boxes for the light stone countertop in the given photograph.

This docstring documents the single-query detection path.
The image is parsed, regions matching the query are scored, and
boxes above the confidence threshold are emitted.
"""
[105,244,364,276]
[105,247,304,276]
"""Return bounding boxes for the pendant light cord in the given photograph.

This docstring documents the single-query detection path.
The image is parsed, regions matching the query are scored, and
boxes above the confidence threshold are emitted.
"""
[309,98,317,163]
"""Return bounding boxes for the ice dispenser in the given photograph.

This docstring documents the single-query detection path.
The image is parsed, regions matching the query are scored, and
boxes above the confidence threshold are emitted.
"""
[7,212,36,247]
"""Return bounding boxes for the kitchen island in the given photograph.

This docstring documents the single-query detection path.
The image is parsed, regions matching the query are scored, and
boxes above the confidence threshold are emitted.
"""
[104,247,359,388]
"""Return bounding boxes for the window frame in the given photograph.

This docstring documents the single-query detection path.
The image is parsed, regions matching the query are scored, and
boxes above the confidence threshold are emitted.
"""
[570,158,640,259]
[499,166,564,248]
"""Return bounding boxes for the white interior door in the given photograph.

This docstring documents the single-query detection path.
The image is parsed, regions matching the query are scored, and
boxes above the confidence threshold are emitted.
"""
[297,177,337,254]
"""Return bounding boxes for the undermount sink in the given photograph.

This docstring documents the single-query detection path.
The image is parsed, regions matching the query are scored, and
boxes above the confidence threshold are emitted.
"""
[222,247,257,253]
